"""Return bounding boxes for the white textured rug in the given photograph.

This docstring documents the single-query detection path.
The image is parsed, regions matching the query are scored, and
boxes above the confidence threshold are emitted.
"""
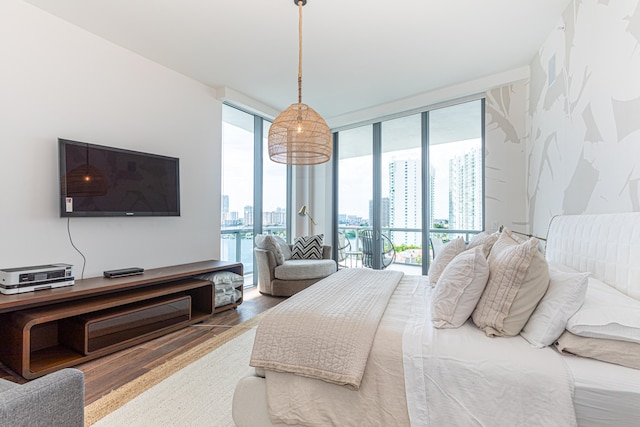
[87,326,257,427]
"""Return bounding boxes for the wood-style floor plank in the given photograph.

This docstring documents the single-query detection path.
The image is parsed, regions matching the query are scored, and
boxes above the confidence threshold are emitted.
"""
[0,286,285,405]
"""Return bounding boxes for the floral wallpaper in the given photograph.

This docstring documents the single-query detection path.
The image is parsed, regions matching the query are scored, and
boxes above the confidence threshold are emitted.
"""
[527,0,640,237]
[484,81,529,234]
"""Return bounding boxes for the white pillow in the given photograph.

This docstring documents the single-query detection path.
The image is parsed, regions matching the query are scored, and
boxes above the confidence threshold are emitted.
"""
[428,237,466,287]
[431,247,490,329]
[520,263,589,348]
[566,277,640,344]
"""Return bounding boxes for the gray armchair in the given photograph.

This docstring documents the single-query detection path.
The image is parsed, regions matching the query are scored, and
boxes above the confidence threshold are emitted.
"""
[0,368,84,427]
[255,244,336,296]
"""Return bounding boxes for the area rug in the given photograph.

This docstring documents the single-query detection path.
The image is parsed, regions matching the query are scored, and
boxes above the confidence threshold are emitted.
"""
[85,316,261,426]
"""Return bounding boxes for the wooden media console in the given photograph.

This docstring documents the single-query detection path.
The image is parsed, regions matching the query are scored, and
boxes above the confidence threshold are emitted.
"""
[0,260,243,379]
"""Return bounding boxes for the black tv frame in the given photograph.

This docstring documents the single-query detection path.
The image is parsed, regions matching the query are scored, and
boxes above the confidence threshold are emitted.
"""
[58,138,180,217]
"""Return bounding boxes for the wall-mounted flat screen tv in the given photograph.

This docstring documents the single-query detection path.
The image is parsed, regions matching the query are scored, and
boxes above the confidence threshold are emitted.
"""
[59,138,180,217]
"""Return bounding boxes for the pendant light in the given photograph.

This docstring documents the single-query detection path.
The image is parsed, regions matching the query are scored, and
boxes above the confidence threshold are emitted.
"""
[62,144,108,197]
[268,0,331,165]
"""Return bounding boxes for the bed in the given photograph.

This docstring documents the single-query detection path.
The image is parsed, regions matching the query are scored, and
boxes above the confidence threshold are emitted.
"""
[232,213,640,426]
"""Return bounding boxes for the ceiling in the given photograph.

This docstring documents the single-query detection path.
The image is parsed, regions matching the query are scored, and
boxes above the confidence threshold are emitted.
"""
[25,0,570,126]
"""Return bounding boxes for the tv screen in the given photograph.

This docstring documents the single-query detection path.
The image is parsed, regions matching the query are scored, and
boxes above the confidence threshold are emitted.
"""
[59,138,180,217]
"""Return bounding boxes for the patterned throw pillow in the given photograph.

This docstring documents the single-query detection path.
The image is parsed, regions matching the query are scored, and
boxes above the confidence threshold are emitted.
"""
[291,234,324,260]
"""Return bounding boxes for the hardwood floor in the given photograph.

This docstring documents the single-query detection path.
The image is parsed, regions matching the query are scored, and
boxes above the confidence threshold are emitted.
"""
[0,286,285,405]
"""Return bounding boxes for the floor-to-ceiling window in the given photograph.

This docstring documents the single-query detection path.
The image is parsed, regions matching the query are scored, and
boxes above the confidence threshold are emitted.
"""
[335,98,484,274]
[382,114,422,274]
[221,105,290,283]
[429,101,484,252]
[336,125,373,268]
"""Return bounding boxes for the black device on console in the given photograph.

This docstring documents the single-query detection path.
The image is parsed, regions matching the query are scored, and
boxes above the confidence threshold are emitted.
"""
[103,267,144,278]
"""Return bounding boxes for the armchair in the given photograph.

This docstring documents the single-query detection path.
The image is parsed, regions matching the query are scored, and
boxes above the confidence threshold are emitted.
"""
[0,368,84,427]
[255,242,336,297]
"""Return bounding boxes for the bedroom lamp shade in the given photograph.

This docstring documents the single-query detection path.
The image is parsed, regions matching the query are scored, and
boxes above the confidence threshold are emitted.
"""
[268,0,332,166]
[298,205,317,225]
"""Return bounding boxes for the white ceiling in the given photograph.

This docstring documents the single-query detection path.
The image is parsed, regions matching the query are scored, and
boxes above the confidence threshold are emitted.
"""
[26,0,570,125]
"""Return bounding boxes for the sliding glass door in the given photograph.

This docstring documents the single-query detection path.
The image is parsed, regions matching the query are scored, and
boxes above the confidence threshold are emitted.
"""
[381,114,422,274]
[335,98,484,274]
[336,126,373,268]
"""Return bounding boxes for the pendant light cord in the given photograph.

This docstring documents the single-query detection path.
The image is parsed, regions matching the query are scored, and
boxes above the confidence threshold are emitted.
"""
[297,0,303,104]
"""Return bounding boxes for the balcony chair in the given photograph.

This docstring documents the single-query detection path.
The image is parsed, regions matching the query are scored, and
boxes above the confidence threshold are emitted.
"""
[337,232,352,268]
[359,230,396,269]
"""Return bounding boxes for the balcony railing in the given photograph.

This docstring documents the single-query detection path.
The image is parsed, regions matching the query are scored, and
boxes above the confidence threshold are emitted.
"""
[220,226,286,276]
[338,225,481,269]
[222,224,482,275]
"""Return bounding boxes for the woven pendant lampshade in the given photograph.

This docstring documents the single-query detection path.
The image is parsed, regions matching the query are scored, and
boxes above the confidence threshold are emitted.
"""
[268,0,332,165]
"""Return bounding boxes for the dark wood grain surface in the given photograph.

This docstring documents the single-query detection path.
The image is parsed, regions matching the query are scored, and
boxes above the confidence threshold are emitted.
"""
[0,286,284,405]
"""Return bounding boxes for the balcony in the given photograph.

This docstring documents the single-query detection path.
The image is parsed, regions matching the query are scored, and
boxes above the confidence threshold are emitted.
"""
[221,225,481,283]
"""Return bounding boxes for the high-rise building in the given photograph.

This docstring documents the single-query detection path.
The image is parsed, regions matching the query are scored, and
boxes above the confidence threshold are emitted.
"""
[222,195,229,214]
[448,147,482,230]
[244,205,253,226]
[368,197,390,228]
[389,159,420,246]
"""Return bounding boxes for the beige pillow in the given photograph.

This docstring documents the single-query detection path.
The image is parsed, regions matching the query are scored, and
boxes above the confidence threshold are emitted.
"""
[431,247,490,329]
[255,234,285,265]
[467,230,500,258]
[428,237,466,287]
[472,231,549,337]
[272,235,292,261]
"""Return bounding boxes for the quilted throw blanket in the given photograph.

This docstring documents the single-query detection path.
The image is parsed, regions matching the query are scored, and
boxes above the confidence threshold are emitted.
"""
[250,268,403,390]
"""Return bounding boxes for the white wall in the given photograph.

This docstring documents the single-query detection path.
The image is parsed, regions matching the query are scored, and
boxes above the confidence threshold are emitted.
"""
[527,0,640,236]
[0,1,222,279]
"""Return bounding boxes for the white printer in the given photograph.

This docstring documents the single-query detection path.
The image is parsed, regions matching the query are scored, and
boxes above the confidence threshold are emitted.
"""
[0,264,74,294]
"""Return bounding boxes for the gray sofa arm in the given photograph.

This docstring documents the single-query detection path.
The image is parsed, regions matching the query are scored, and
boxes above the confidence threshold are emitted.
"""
[255,247,277,295]
[0,368,84,427]
[322,245,332,259]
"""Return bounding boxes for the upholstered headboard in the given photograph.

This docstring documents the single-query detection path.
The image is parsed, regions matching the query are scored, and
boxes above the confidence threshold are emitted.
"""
[545,213,640,301]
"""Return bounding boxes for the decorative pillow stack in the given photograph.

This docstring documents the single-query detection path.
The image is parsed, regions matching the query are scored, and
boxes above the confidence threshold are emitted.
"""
[472,230,550,337]
[291,234,324,260]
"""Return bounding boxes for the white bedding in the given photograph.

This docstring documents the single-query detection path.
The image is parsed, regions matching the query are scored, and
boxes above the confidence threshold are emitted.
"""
[234,213,640,427]
[403,281,576,427]
[564,355,640,427]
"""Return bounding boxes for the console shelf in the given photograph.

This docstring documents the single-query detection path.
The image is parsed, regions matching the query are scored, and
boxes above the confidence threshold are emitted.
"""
[0,260,243,379]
